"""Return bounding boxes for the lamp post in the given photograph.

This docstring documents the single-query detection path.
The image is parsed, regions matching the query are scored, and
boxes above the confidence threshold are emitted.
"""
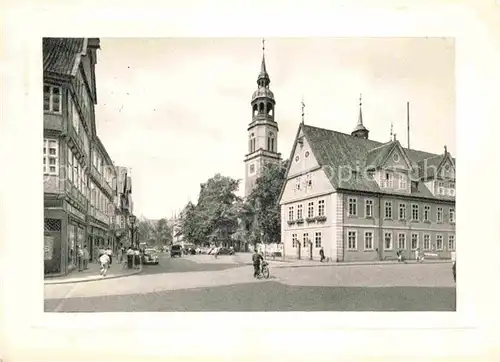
[129,214,137,248]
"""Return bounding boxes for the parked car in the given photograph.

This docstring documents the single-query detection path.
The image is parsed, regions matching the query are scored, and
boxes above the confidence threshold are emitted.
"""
[217,247,234,255]
[142,248,159,265]
[170,245,182,258]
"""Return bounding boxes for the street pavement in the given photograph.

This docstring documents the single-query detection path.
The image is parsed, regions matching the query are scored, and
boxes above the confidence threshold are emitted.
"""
[44,253,456,312]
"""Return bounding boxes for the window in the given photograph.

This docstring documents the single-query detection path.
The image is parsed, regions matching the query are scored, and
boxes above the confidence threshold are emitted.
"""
[348,197,357,217]
[347,230,357,250]
[411,204,419,221]
[318,200,325,216]
[364,231,373,250]
[423,205,430,222]
[307,202,314,218]
[437,207,443,223]
[384,172,393,188]
[67,148,73,182]
[411,181,419,192]
[398,232,406,250]
[43,85,61,113]
[367,169,375,180]
[303,233,308,248]
[398,173,407,189]
[436,234,444,250]
[292,233,298,248]
[43,139,58,175]
[393,153,400,162]
[365,199,373,218]
[296,177,301,190]
[423,234,431,250]
[306,173,312,187]
[315,232,322,248]
[249,133,256,153]
[297,204,303,219]
[384,231,392,250]
[399,203,406,220]
[449,208,455,223]
[449,182,455,196]
[288,206,294,221]
[411,233,419,250]
[351,170,358,180]
[448,235,455,250]
[71,99,80,134]
[249,164,255,174]
[384,201,392,219]
[438,182,444,195]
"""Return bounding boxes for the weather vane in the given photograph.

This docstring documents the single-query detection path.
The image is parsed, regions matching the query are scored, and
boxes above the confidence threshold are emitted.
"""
[301,96,305,124]
[359,93,362,107]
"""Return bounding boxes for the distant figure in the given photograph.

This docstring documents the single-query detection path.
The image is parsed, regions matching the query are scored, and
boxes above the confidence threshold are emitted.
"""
[319,247,325,262]
[83,245,90,270]
[134,247,141,269]
[77,245,84,272]
[99,253,110,277]
[252,249,264,278]
[105,246,113,266]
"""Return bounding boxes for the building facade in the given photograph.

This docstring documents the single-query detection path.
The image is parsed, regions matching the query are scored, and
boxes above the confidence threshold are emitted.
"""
[114,166,133,247]
[279,102,456,262]
[43,38,132,275]
[243,46,281,198]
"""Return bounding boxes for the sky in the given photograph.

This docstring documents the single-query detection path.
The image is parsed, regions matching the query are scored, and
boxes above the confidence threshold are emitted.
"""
[93,37,455,220]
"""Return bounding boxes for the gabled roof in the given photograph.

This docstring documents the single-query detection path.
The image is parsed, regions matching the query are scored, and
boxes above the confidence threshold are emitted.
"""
[43,38,86,76]
[417,152,456,179]
[284,124,454,201]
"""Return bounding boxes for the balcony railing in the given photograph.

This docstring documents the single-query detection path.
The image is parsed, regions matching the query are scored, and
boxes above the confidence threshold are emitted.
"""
[64,180,88,210]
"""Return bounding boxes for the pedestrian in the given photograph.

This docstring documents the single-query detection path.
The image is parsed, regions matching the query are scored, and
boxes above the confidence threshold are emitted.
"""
[319,247,325,262]
[252,249,263,278]
[98,245,105,260]
[105,245,113,267]
[134,247,141,269]
[77,245,84,272]
[99,252,110,277]
[126,246,134,269]
[83,244,90,270]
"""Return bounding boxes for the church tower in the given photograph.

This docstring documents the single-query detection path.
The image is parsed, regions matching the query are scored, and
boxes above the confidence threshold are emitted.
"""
[351,94,369,139]
[244,40,281,198]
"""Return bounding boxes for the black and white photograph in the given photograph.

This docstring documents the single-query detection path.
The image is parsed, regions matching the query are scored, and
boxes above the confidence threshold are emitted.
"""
[42,37,457,312]
[2,2,499,361]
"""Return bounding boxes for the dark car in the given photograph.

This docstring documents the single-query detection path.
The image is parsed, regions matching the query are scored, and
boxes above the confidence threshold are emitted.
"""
[142,248,159,265]
[217,247,234,255]
[170,245,182,258]
[452,261,456,282]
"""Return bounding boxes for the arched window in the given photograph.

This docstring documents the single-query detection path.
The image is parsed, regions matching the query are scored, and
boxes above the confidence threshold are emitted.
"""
[249,133,256,153]
[259,103,265,113]
[268,132,275,152]
[252,103,258,117]
[267,103,273,116]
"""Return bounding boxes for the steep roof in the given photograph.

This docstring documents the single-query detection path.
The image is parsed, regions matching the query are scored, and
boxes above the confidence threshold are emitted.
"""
[43,38,86,76]
[300,124,454,201]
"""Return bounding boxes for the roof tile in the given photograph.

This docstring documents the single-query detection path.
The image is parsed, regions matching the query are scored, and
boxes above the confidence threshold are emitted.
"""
[43,38,85,76]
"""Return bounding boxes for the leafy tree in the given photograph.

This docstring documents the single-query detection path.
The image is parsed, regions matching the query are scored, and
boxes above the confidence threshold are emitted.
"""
[154,218,173,246]
[137,219,155,245]
[179,174,242,247]
[246,160,288,245]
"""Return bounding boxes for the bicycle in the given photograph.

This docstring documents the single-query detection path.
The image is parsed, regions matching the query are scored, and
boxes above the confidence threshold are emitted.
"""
[257,260,270,279]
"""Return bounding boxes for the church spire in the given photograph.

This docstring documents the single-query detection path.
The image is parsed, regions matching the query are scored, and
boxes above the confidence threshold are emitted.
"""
[257,38,270,88]
[351,93,369,139]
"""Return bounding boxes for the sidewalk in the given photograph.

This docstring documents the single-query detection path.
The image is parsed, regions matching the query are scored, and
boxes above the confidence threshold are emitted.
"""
[185,253,451,269]
[44,261,142,285]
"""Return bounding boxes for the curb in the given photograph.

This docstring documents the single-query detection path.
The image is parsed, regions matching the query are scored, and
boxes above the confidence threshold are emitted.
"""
[44,267,143,285]
[269,260,451,268]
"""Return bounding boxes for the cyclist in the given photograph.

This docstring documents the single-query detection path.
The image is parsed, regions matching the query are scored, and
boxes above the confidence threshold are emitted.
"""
[252,249,263,278]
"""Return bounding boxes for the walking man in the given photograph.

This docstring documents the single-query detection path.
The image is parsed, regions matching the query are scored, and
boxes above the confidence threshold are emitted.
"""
[77,245,84,272]
[319,247,325,262]
[252,249,263,278]
[83,244,90,270]
[105,245,113,267]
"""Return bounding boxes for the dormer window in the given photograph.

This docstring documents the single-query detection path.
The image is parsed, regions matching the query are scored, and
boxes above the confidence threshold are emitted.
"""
[437,181,445,195]
[366,169,375,180]
[296,177,301,190]
[383,172,393,188]
[397,173,407,189]
[351,170,358,180]
[449,182,455,196]
[411,181,418,192]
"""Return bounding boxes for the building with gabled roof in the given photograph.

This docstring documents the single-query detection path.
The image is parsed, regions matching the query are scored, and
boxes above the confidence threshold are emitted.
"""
[43,38,125,275]
[278,98,455,262]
